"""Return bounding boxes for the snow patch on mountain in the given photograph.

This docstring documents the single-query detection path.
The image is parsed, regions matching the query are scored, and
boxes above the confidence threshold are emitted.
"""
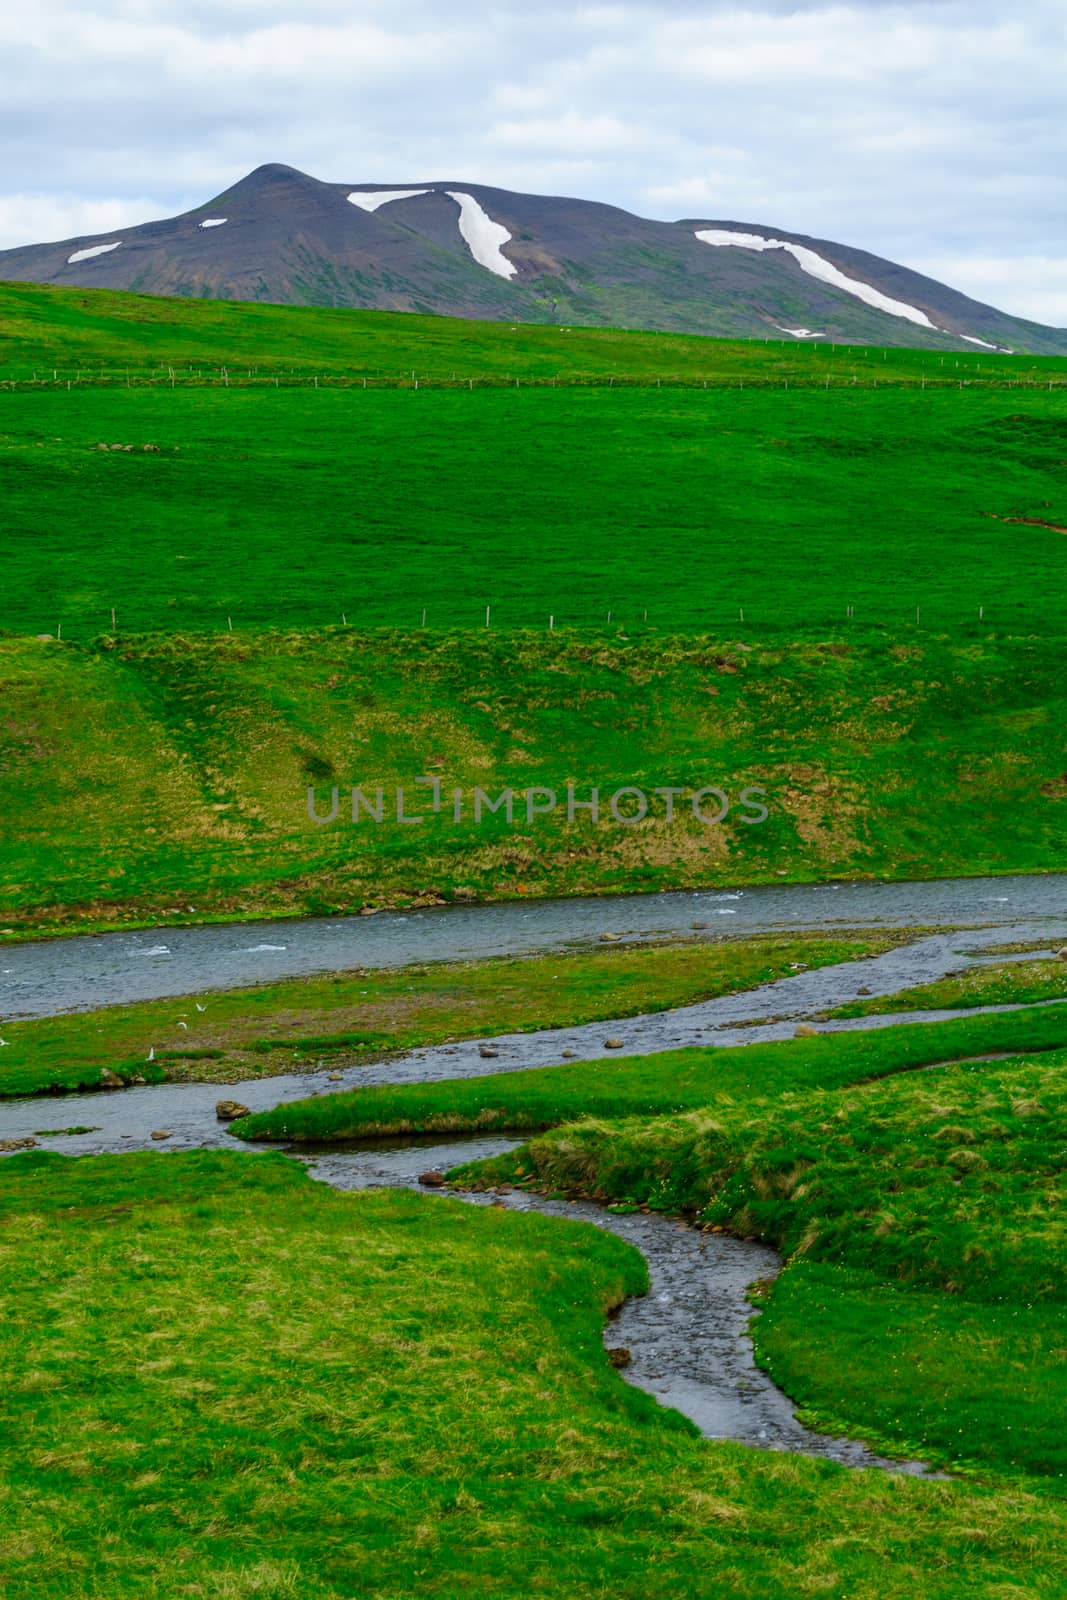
[775,325,826,338]
[445,191,517,279]
[695,228,936,330]
[199,218,227,229]
[67,241,122,264]
[959,334,998,350]
[348,189,428,213]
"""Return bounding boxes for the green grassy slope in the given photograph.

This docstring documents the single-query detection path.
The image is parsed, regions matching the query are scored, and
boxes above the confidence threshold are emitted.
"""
[3,278,1067,382]
[2,629,1066,930]
[3,386,1067,639]
[2,1149,1064,1598]
[3,284,1066,926]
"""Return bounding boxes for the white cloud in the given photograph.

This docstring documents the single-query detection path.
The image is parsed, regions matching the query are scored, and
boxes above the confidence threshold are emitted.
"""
[0,194,170,250]
[911,254,1067,328]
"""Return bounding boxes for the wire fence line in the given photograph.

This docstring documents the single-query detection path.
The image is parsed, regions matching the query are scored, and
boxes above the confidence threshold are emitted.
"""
[2,369,1067,395]
[12,603,1067,645]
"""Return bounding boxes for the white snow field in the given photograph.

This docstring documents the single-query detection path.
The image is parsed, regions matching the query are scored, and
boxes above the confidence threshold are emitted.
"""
[695,228,937,330]
[67,241,122,264]
[199,218,227,229]
[445,191,517,279]
[348,186,517,278]
[774,325,826,338]
[347,189,428,213]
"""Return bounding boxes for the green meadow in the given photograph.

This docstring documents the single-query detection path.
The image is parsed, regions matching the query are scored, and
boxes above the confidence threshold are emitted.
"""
[3,277,1067,385]
[1,284,1065,926]
[2,1148,1066,1600]
[0,283,1065,642]
[3,385,1066,638]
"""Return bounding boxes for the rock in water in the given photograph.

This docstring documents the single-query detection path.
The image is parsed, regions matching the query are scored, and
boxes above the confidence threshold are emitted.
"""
[478,1045,499,1059]
[604,1038,625,1050]
[0,1137,37,1152]
[794,1023,819,1038]
[607,1347,633,1368]
[150,1130,172,1141]
[215,1100,251,1122]
[418,1170,446,1188]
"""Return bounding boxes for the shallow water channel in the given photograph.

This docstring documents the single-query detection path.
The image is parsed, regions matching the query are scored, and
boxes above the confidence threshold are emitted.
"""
[305,1136,934,1473]
[4,871,1067,1020]
[4,878,1066,1474]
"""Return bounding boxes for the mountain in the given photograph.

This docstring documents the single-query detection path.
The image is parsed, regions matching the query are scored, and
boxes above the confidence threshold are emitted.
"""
[1,162,1063,354]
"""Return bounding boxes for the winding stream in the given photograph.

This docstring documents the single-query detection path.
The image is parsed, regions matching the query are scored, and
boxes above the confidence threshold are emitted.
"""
[3,876,1065,1475]
[305,1136,934,1473]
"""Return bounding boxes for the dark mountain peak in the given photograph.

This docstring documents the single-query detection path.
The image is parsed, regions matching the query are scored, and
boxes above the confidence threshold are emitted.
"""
[0,167,1061,352]
[207,162,326,206]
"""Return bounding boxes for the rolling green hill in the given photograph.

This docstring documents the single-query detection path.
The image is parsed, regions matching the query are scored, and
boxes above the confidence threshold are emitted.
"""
[2,376,1066,640]
[1,628,1065,932]
[3,278,1067,383]
[2,284,1065,927]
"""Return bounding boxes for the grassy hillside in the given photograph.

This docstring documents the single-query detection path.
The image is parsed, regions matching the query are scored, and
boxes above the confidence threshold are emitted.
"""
[3,385,1067,639]
[3,279,1067,384]
[1,628,1065,931]
[2,284,1065,926]
[2,283,1065,642]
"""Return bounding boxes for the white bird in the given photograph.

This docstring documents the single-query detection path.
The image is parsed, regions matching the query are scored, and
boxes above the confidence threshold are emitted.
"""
[195,1003,206,1013]
[0,1038,9,1047]
[177,1021,188,1030]
[147,1047,155,1062]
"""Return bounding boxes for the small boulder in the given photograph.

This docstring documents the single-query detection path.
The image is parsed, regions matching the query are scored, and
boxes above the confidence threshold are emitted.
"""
[150,1130,172,1141]
[215,1100,250,1122]
[0,1137,37,1153]
[418,1170,446,1187]
[857,986,872,996]
[607,1347,632,1368]
[690,921,708,930]
[327,1072,343,1082]
[600,932,622,943]
[99,1067,125,1089]
[794,1023,819,1039]
[604,1038,625,1050]
[1057,947,1067,962]
[479,1045,499,1059]
[561,1049,576,1058]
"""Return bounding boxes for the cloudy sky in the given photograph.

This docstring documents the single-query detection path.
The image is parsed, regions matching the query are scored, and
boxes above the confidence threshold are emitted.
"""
[2,0,1064,324]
